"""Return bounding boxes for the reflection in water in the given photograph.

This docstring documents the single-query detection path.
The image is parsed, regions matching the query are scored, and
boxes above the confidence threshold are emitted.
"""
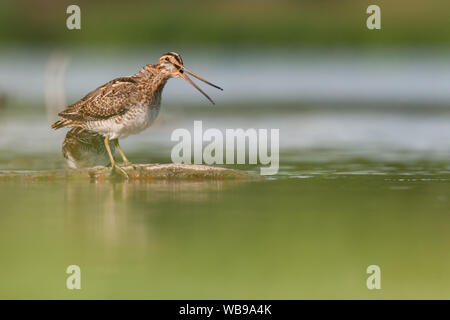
[0,171,449,299]
[62,180,245,249]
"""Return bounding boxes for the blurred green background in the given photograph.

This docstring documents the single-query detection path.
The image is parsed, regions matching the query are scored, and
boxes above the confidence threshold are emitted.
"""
[0,0,449,47]
[0,0,450,300]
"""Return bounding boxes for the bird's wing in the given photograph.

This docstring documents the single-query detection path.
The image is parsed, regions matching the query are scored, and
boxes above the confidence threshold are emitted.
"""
[58,77,140,121]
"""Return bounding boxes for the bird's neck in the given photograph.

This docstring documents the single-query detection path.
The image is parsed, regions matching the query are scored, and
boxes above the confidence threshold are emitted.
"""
[138,64,170,105]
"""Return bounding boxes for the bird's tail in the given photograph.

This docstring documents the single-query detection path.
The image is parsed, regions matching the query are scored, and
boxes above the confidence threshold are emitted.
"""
[51,119,74,130]
[51,120,65,129]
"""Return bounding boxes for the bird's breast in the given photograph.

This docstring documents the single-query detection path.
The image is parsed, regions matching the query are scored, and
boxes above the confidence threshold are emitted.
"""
[119,104,160,137]
[86,103,161,140]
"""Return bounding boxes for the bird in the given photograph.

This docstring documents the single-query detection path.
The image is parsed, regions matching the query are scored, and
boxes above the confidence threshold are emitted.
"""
[51,52,222,177]
[62,128,115,169]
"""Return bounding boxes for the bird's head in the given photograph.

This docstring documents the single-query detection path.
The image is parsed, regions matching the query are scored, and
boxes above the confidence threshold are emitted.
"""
[157,52,223,105]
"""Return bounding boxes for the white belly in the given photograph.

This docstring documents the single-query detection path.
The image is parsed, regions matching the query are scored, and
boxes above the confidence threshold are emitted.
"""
[87,105,160,140]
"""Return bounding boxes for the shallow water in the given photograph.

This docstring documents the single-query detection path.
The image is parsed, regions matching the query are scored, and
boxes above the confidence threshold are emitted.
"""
[0,104,449,299]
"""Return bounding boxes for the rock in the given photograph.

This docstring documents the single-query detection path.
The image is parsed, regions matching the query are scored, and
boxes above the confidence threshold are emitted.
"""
[0,164,261,182]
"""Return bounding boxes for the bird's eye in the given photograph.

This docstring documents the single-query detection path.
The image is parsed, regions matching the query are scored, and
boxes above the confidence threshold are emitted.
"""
[165,57,169,61]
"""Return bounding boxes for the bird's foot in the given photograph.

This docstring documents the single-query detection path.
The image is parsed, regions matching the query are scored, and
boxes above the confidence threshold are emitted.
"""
[123,161,139,170]
[111,164,129,179]
[123,160,133,167]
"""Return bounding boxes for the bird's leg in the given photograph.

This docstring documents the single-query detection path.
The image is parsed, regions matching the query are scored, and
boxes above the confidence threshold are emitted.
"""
[113,139,132,167]
[104,135,128,179]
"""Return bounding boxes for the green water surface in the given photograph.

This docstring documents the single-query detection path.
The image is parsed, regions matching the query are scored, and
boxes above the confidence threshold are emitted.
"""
[0,160,449,299]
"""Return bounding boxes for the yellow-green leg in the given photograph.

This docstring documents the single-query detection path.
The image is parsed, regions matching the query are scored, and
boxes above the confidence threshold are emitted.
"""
[104,136,128,179]
[113,139,132,166]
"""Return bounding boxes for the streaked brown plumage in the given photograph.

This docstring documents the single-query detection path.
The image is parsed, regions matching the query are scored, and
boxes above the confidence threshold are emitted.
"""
[51,52,222,178]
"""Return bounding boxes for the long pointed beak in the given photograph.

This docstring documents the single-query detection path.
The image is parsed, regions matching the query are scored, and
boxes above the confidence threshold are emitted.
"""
[178,65,222,105]
[182,67,223,91]
[180,72,217,105]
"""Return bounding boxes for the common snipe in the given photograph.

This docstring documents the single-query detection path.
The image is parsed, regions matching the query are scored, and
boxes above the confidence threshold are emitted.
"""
[52,52,222,177]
